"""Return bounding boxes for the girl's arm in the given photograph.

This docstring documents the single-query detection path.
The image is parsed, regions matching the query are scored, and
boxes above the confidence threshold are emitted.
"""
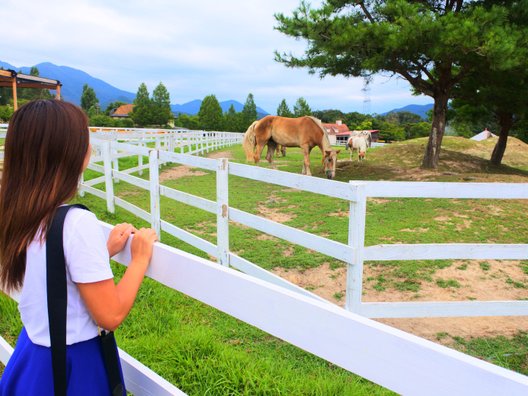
[77,228,157,331]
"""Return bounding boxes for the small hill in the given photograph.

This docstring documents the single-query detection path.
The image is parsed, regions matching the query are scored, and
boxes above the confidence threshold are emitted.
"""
[336,136,528,183]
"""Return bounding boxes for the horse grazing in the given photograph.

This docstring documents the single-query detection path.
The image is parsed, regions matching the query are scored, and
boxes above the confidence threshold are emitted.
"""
[243,115,340,179]
[350,130,372,148]
[346,136,368,161]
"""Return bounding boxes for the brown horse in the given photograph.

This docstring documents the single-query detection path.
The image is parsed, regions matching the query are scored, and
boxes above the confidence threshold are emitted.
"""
[243,115,340,179]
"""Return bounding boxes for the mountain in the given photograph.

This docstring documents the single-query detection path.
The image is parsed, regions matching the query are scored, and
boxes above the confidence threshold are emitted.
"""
[1,60,271,116]
[382,103,433,119]
[1,61,135,109]
[171,99,269,118]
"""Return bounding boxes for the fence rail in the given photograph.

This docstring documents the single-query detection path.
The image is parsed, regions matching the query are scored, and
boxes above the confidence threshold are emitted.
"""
[79,134,528,319]
[4,223,528,395]
[1,126,528,395]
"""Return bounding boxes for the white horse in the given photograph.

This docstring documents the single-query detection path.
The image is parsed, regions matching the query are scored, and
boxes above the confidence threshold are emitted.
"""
[350,130,372,148]
[346,136,368,161]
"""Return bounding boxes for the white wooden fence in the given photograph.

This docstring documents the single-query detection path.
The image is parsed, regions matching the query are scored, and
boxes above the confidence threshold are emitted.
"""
[1,127,528,394]
[2,222,528,395]
[81,135,528,319]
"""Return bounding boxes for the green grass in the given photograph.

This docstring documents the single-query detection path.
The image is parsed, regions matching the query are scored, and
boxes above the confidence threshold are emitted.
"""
[2,137,528,390]
[451,332,528,376]
[436,279,461,288]
[0,271,391,395]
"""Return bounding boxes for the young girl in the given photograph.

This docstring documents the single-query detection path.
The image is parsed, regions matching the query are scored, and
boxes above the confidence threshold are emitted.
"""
[0,99,157,395]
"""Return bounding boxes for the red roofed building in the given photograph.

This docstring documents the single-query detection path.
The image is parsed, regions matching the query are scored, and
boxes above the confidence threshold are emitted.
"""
[322,120,349,145]
[110,104,134,118]
[336,130,380,145]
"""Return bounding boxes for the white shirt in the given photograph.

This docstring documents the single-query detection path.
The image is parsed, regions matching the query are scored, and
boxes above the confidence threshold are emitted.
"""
[19,208,114,347]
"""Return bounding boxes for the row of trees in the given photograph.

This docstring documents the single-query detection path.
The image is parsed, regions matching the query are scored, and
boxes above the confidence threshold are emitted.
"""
[275,0,528,167]
[79,82,173,128]
[175,95,315,132]
[174,93,257,132]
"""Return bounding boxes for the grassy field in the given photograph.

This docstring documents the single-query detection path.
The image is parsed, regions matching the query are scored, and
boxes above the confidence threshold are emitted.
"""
[1,135,527,393]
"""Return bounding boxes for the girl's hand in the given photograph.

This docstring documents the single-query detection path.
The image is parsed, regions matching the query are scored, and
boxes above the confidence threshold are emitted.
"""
[107,223,136,257]
[130,228,158,267]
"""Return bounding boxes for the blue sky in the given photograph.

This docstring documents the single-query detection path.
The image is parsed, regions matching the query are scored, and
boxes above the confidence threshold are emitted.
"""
[3,0,432,114]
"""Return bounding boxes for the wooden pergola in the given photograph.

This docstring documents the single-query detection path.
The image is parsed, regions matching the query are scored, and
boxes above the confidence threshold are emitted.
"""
[0,69,62,110]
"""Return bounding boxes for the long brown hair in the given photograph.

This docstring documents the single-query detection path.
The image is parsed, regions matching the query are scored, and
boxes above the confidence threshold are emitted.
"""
[0,99,89,292]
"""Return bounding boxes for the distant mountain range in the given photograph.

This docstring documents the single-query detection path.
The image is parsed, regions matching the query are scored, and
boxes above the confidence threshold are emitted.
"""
[1,60,432,119]
[0,60,269,117]
[382,103,433,119]
[0,61,135,108]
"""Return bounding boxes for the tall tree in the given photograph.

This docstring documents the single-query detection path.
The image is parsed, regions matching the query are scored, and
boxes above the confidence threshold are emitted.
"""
[275,1,526,168]
[151,82,172,126]
[277,99,294,117]
[198,94,223,131]
[450,1,528,165]
[224,104,243,132]
[312,109,344,123]
[131,83,153,127]
[241,93,257,128]
[293,97,311,117]
[80,84,99,115]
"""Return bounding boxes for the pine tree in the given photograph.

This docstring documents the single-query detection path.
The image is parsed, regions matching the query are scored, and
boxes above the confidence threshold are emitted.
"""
[80,84,99,115]
[152,82,172,126]
[198,94,223,131]
[224,104,243,132]
[275,1,528,168]
[131,83,153,127]
[241,93,257,128]
[293,97,312,117]
[276,99,293,117]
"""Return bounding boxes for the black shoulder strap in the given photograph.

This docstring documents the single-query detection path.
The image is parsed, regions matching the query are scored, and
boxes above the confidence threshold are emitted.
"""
[46,204,89,396]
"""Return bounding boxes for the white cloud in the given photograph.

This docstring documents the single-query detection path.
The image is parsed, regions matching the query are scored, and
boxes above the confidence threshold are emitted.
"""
[1,0,428,114]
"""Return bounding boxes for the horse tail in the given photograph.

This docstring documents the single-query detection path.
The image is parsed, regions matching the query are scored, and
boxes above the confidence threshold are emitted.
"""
[242,121,258,161]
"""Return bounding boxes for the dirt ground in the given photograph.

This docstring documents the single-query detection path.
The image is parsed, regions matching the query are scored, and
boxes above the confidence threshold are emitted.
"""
[272,261,528,345]
[156,145,528,345]
[158,151,233,181]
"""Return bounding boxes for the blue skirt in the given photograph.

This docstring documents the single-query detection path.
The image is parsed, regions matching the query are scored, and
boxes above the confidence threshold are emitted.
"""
[0,328,126,396]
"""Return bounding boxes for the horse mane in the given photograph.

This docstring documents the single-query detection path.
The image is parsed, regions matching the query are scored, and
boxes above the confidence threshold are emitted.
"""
[306,116,332,151]
[242,121,259,161]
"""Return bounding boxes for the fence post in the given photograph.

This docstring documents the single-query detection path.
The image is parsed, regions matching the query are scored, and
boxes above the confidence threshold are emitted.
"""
[138,142,144,176]
[102,140,115,214]
[216,158,229,267]
[346,181,367,313]
[149,149,161,239]
[112,144,120,183]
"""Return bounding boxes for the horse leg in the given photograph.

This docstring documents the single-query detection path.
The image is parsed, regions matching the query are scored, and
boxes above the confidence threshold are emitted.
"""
[266,141,277,163]
[254,142,266,164]
[301,146,312,176]
[266,142,278,169]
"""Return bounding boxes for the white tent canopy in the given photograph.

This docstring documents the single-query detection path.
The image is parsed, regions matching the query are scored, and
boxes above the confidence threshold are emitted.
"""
[471,128,497,141]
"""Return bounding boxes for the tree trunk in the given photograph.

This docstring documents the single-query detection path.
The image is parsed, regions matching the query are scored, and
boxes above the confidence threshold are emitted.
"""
[422,92,449,169]
[490,112,513,166]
